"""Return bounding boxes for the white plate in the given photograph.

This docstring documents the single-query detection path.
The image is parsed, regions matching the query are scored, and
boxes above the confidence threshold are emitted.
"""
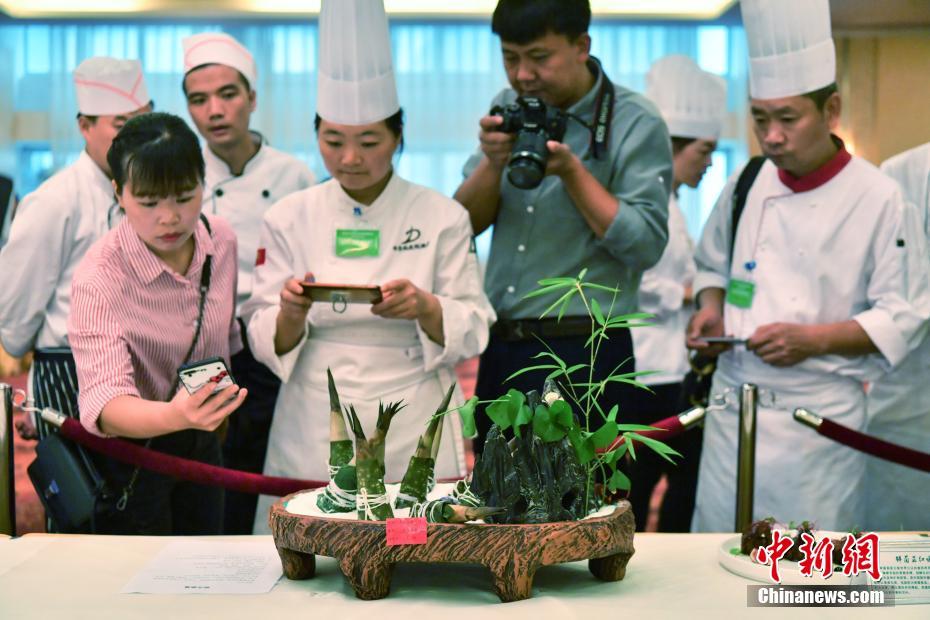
[717,534,868,585]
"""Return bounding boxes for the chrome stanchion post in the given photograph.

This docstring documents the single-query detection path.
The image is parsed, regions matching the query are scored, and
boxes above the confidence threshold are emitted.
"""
[735,383,758,533]
[1,383,14,535]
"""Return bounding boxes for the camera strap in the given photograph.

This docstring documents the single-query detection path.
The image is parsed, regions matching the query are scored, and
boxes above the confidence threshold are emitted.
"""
[588,56,615,160]
[117,214,214,512]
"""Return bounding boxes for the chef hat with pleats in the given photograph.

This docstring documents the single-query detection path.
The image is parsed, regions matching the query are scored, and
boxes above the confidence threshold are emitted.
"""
[317,0,400,125]
[73,57,150,116]
[646,55,727,140]
[183,32,258,89]
[741,0,836,100]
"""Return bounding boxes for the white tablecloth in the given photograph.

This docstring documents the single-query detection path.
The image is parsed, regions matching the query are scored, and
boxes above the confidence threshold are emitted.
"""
[0,533,924,619]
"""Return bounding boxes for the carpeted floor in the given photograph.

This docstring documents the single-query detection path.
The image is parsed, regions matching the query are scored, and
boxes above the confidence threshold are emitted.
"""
[7,356,663,534]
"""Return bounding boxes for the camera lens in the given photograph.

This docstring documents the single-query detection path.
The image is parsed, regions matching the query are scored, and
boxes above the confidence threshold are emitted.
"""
[507,131,549,189]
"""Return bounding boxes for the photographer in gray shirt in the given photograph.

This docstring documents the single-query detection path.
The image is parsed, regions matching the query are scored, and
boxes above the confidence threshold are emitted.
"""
[455,0,672,453]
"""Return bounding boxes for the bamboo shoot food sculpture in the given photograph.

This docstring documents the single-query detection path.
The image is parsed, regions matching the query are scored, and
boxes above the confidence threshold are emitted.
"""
[270,371,635,602]
[312,372,503,523]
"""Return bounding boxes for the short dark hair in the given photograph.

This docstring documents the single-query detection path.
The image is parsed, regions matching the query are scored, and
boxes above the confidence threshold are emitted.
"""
[492,0,591,44]
[182,64,252,96]
[671,136,698,156]
[107,112,205,197]
[803,82,838,112]
[313,108,406,155]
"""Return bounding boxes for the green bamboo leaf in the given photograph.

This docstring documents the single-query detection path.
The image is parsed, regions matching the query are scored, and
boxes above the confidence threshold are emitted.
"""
[590,298,606,326]
[604,376,652,388]
[590,420,619,449]
[606,404,619,423]
[579,282,621,294]
[458,396,479,438]
[615,424,664,432]
[626,432,637,460]
[537,277,575,286]
[523,282,575,299]
[629,433,683,461]
[505,363,561,383]
[556,295,572,321]
[577,267,588,281]
[563,363,587,376]
[530,351,568,368]
[540,288,575,319]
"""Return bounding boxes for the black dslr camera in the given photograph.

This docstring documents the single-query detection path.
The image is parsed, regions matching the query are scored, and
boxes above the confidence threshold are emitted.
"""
[490,96,568,190]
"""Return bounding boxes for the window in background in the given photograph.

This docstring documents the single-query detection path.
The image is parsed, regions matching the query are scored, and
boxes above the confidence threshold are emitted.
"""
[1,20,748,249]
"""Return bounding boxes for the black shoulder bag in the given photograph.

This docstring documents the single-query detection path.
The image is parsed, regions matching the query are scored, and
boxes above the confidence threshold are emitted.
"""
[678,156,766,409]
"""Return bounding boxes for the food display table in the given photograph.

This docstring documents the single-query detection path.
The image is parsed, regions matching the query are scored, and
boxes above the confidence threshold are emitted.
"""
[0,533,924,619]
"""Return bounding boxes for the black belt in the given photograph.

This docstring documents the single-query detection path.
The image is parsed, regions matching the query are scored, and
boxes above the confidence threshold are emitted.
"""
[490,317,593,342]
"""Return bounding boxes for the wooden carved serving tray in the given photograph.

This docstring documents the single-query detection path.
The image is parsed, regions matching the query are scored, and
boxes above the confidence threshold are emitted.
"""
[269,494,635,603]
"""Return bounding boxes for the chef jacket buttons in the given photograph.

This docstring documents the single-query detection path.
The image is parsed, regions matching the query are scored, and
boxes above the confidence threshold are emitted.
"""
[517,244,526,252]
[215,188,224,197]
[507,285,516,294]
[526,205,534,214]
[262,190,270,198]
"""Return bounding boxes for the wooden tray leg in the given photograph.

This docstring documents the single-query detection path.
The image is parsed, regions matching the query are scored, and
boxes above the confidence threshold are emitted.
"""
[276,545,316,580]
[339,555,394,600]
[588,551,632,582]
[487,557,538,603]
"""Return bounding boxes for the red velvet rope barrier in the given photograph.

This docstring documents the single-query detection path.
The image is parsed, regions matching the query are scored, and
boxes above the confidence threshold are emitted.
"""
[57,417,467,496]
[813,417,930,473]
[597,413,686,454]
[59,418,325,497]
[56,412,703,494]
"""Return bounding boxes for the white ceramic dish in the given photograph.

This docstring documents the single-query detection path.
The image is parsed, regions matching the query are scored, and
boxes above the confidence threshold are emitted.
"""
[717,532,868,585]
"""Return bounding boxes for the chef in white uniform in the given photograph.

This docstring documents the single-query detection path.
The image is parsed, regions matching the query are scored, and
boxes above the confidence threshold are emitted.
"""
[182,32,317,534]
[865,141,930,531]
[0,57,152,438]
[627,55,724,532]
[686,0,930,532]
[243,0,495,533]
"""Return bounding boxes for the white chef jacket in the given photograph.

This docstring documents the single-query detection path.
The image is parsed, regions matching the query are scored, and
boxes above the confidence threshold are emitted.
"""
[632,194,695,386]
[202,139,315,311]
[690,154,930,532]
[243,173,495,532]
[0,151,117,357]
[865,142,930,531]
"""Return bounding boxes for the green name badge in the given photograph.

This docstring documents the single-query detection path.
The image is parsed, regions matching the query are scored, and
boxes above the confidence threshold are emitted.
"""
[726,278,756,309]
[335,229,380,258]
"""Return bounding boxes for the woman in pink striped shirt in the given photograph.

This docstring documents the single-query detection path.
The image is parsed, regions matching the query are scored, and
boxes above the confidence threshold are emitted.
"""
[68,112,247,534]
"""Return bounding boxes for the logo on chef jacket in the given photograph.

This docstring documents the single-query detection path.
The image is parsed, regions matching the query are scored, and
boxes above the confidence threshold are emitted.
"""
[393,226,429,252]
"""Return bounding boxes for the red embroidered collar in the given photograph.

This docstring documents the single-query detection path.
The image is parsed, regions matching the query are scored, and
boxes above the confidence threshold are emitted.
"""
[777,136,852,193]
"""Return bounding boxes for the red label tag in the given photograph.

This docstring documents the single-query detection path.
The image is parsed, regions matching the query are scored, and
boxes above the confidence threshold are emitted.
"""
[385,517,427,546]
[255,248,266,266]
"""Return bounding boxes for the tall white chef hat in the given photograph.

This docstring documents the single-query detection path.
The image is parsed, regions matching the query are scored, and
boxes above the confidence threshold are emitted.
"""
[317,0,400,125]
[183,32,258,90]
[73,57,150,116]
[741,0,836,100]
[646,55,727,140]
